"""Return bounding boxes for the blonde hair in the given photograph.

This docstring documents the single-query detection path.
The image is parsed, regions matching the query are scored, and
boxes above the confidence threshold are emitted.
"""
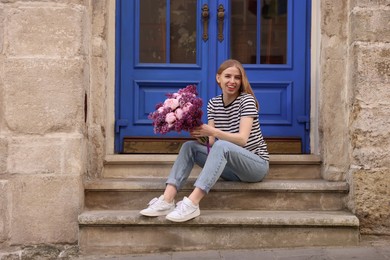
[216,59,259,109]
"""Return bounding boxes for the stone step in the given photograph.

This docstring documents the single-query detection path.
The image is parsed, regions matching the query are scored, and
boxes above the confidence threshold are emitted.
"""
[78,210,359,255]
[102,154,322,179]
[84,178,348,211]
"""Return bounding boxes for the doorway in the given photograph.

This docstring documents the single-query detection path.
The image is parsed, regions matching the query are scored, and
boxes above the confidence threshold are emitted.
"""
[115,0,311,153]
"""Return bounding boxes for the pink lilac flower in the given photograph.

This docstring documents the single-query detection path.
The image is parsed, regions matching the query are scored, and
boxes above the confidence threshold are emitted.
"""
[165,112,176,126]
[175,108,184,119]
[164,98,180,110]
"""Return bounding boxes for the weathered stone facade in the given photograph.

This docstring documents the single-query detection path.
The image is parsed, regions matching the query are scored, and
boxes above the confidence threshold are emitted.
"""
[319,0,390,235]
[0,0,96,252]
[347,0,390,234]
[0,0,388,256]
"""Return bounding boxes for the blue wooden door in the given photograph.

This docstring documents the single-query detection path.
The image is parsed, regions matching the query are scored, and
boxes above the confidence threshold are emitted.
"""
[116,0,311,153]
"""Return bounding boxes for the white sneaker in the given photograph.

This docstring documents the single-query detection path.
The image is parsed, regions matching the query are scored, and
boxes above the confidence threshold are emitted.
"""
[140,195,175,217]
[166,196,200,222]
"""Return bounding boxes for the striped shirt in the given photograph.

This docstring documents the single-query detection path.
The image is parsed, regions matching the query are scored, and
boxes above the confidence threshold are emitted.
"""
[207,93,269,161]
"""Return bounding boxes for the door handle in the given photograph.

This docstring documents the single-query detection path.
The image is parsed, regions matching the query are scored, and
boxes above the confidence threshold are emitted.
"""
[217,4,225,42]
[202,4,209,42]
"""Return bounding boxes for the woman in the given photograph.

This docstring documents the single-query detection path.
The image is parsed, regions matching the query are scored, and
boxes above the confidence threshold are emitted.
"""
[140,59,269,222]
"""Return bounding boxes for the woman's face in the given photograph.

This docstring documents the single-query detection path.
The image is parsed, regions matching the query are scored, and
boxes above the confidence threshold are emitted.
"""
[216,66,242,98]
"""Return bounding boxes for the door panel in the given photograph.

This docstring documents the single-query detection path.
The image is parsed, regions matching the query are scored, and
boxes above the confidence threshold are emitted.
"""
[138,0,198,64]
[116,0,311,153]
[117,0,210,145]
[230,0,288,64]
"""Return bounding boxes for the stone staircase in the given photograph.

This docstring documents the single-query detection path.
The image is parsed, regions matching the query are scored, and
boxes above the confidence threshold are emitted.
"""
[78,154,359,255]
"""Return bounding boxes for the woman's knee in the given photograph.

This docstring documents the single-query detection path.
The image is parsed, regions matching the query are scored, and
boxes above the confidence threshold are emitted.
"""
[212,140,230,151]
[180,140,198,152]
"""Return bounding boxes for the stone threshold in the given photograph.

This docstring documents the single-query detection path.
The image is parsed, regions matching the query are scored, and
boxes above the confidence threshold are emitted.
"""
[103,154,322,165]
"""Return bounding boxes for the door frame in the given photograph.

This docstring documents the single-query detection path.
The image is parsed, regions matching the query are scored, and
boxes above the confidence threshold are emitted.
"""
[105,0,320,155]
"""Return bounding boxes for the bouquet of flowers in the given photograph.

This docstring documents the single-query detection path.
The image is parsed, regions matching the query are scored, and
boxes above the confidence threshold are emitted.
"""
[148,85,204,135]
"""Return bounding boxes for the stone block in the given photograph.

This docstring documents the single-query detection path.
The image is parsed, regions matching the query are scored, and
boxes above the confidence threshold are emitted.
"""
[321,60,347,100]
[0,57,4,133]
[350,0,390,8]
[321,0,348,39]
[352,105,390,136]
[350,44,390,170]
[0,180,10,242]
[354,82,390,107]
[320,59,350,180]
[3,58,85,134]
[351,105,390,169]
[321,37,348,60]
[87,125,105,179]
[0,8,4,54]
[91,0,107,39]
[63,134,86,175]
[10,174,83,245]
[352,43,390,84]
[351,9,390,43]
[352,147,390,169]
[352,95,390,122]
[352,169,390,235]
[92,36,105,58]
[0,137,7,174]
[5,4,84,57]
[7,135,85,175]
[8,137,62,175]
[90,56,106,125]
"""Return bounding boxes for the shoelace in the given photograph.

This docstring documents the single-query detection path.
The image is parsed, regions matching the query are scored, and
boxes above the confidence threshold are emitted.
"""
[147,197,158,206]
[147,197,164,210]
[173,201,190,216]
[147,197,172,210]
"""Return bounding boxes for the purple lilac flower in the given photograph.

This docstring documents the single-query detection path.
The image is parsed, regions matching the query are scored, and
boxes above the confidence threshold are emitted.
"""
[148,85,203,135]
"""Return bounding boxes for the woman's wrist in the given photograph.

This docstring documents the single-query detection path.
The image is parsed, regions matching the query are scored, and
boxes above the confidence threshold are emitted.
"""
[212,128,219,139]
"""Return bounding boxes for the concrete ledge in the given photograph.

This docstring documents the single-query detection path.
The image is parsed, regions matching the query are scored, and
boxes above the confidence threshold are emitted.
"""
[79,210,359,227]
[78,210,360,254]
[84,178,349,212]
[84,178,348,193]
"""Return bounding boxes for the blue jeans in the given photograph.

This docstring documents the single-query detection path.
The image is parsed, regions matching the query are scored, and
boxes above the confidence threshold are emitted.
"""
[166,140,269,193]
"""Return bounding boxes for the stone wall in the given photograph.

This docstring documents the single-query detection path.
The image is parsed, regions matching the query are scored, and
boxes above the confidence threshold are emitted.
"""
[347,0,390,234]
[86,0,108,180]
[319,0,351,181]
[0,0,94,250]
[320,0,390,234]
[0,0,108,250]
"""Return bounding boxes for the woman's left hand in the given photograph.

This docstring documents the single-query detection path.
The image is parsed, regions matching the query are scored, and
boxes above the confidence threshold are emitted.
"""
[190,124,214,138]
[191,117,253,147]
